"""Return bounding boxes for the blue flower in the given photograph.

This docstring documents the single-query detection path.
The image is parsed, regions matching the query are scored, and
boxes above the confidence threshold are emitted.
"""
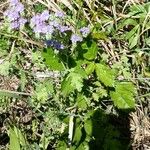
[45,40,64,50]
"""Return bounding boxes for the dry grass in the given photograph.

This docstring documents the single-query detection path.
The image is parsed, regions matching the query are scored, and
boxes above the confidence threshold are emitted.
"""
[130,103,150,150]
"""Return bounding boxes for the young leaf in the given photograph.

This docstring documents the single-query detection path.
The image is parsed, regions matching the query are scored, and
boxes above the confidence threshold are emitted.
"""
[95,63,116,87]
[83,41,98,60]
[85,62,95,75]
[42,48,64,71]
[110,82,136,109]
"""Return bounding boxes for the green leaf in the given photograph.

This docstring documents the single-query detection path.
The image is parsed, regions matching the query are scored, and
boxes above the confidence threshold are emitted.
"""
[0,61,10,76]
[42,48,64,71]
[9,127,20,150]
[61,76,75,96]
[69,72,84,92]
[73,126,82,145]
[110,82,136,109]
[77,94,88,110]
[129,27,140,49]
[82,41,98,60]
[14,127,27,149]
[35,80,54,103]
[56,141,67,150]
[85,62,95,75]
[95,63,116,87]
[118,18,138,29]
[84,119,92,136]
[125,25,139,40]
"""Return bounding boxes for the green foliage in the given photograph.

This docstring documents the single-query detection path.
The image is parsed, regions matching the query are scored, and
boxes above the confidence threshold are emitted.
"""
[82,41,98,60]
[2,0,150,149]
[95,63,116,87]
[111,82,136,109]
[42,48,64,71]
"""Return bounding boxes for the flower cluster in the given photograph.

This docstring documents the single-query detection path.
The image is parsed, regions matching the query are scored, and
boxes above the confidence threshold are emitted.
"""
[45,39,64,50]
[30,10,71,37]
[30,10,54,36]
[70,26,90,44]
[4,0,27,29]
[3,1,91,49]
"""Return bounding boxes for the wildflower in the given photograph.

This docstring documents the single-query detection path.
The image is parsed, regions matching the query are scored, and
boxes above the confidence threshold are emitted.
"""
[71,34,83,44]
[55,11,65,18]
[58,25,71,33]
[46,25,54,34]
[10,21,20,29]
[40,10,49,21]
[80,26,90,37]
[10,0,18,6]
[4,0,26,30]
[19,18,27,26]
[49,20,60,28]
[15,2,24,13]
[30,15,41,27]
[4,10,20,21]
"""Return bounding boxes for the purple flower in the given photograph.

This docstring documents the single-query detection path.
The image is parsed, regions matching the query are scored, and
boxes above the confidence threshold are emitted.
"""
[15,2,24,13]
[40,10,49,21]
[10,21,19,29]
[58,25,71,33]
[19,18,27,26]
[10,0,18,6]
[80,27,90,37]
[46,25,54,34]
[71,34,83,44]
[30,15,41,27]
[49,20,59,28]
[6,10,20,21]
[55,11,65,18]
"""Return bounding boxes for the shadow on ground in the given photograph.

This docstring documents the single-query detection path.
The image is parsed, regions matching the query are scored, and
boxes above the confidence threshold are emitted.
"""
[88,109,132,150]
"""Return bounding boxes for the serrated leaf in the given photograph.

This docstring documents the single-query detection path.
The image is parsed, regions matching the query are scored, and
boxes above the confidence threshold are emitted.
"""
[9,127,20,150]
[83,41,98,60]
[35,80,54,103]
[95,63,116,87]
[61,76,75,96]
[69,72,83,92]
[110,82,136,109]
[42,48,64,71]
